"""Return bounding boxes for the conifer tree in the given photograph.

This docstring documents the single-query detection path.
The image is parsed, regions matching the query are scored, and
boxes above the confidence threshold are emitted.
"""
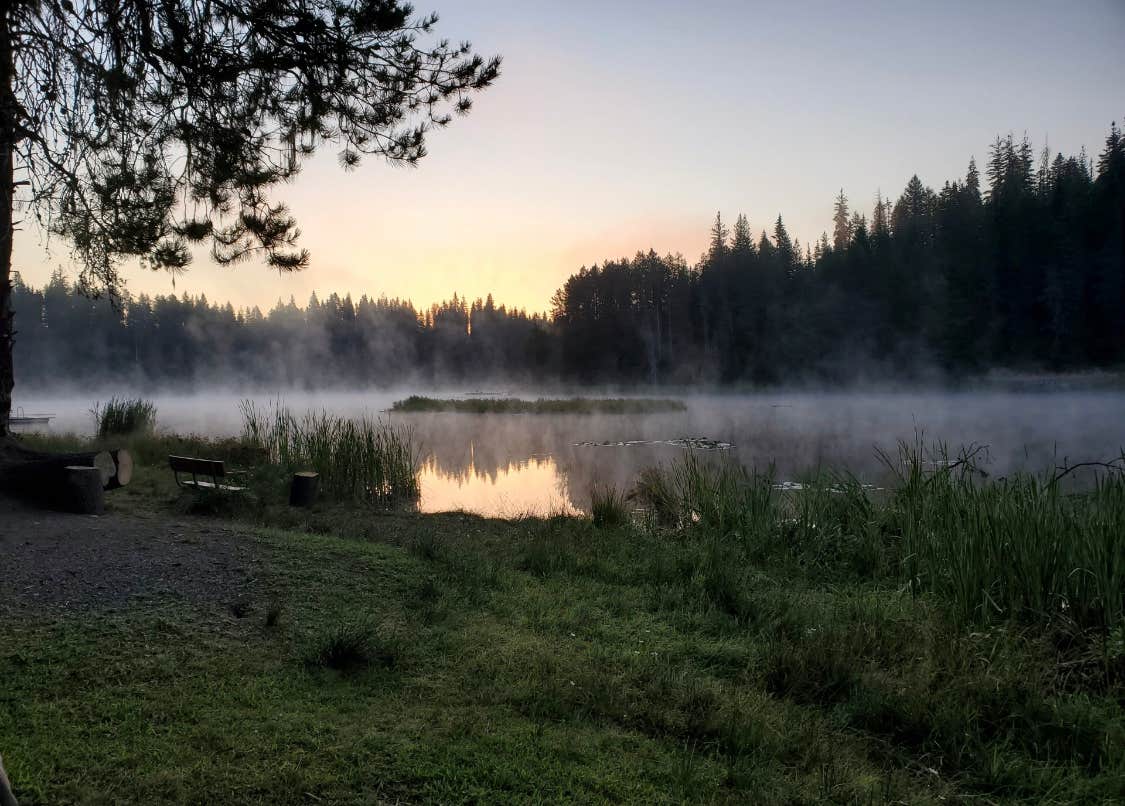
[1,0,500,436]
[708,212,730,261]
[732,214,754,254]
[832,189,851,251]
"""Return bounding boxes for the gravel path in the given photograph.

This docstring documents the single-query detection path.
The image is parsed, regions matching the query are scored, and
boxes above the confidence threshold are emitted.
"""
[0,494,268,615]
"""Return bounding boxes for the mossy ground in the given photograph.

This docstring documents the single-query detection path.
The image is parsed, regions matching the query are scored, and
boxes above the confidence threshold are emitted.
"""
[1,437,1122,804]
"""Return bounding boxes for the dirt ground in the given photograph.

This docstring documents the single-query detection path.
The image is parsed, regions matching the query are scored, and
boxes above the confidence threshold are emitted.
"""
[0,494,268,615]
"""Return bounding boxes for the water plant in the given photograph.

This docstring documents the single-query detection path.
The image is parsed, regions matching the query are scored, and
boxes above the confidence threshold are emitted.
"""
[635,444,1125,634]
[240,400,419,505]
[889,440,1125,631]
[590,484,630,528]
[91,397,157,437]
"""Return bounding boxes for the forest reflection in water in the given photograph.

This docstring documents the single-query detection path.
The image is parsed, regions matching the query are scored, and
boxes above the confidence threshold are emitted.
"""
[416,452,579,516]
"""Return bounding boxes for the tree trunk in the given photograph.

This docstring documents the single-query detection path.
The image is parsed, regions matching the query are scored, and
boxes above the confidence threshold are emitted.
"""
[0,3,17,440]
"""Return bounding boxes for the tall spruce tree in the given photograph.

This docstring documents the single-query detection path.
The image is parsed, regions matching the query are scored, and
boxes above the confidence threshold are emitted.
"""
[832,189,851,251]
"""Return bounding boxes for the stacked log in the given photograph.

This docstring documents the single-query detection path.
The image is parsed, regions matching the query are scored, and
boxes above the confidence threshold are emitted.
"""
[0,441,132,512]
[104,448,134,490]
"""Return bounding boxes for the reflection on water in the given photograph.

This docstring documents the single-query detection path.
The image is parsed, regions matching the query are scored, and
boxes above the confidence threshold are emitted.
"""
[416,450,578,517]
[15,389,1125,518]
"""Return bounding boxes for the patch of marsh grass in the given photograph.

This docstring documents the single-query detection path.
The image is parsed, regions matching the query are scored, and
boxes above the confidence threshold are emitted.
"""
[91,396,156,437]
[241,400,419,506]
[641,443,1125,635]
[590,484,630,529]
[888,440,1125,632]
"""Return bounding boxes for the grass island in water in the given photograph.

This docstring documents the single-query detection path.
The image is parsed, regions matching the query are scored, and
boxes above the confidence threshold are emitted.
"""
[391,395,687,414]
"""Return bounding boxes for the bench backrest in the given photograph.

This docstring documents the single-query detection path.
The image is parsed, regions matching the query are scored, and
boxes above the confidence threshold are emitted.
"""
[168,455,226,478]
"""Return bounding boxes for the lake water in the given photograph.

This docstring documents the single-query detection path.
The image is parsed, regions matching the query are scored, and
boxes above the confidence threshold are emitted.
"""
[14,389,1125,517]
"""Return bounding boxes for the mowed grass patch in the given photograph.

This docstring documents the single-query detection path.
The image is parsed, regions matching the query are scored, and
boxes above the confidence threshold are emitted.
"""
[0,527,713,804]
[0,508,946,804]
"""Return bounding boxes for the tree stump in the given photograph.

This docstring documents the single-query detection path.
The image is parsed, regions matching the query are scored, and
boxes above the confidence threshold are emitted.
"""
[289,471,319,508]
[63,466,105,515]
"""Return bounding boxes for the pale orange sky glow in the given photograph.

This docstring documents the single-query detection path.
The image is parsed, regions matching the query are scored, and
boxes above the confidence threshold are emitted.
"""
[14,0,1125,315]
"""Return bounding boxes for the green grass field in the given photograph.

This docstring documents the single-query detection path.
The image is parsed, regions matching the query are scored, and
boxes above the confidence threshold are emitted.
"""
[1,431,1122,803]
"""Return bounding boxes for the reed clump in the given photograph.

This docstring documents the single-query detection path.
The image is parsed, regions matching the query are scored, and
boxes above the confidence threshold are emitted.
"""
[91,397,157,437]
[634,445,1125,633]
[590,484,630,528]
[890,441,1125,632]
[240,401,419,505]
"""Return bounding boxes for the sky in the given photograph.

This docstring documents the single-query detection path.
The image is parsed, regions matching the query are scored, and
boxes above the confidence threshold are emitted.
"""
[14,0,1125,315]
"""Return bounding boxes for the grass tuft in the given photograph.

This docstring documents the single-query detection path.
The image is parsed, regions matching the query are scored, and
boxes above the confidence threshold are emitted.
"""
[303,622,400,672]
[91,397,156,437]
[590,484,630,529]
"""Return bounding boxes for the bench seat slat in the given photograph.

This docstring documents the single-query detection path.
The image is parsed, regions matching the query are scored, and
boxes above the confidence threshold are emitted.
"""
[168,455,226,477]
[180,479,246,492]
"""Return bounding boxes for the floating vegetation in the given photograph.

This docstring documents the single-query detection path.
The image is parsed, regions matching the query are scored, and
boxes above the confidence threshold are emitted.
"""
[575,436,734,450]
[773,480,884,492]
[391,396,686,414]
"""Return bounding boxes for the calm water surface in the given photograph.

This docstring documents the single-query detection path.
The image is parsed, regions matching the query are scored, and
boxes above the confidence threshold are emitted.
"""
[16,389,1125,517]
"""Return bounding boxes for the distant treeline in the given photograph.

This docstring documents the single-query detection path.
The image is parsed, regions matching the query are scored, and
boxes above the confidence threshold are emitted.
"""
[14,122,1125,388]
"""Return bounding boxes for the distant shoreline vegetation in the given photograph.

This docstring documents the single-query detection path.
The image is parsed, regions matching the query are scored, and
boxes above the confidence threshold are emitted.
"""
[12,122,1125,386]
[390,396,687,414]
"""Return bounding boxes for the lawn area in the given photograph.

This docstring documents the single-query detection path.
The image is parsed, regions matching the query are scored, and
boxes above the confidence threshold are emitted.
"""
[1,437,1123,804]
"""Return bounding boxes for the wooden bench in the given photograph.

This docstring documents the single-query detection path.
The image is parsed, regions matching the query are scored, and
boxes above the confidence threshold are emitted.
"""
[168,455,246,492]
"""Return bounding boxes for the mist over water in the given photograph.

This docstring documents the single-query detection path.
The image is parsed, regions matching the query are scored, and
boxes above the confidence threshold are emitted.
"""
[15,388,1125,517]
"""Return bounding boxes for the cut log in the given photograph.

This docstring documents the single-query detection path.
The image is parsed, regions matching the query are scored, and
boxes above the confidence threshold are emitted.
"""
[0,450,113,488]
[104,448,133,490]
[289,471,319,508]
[63,466,105,514]
[0,448,135,491]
